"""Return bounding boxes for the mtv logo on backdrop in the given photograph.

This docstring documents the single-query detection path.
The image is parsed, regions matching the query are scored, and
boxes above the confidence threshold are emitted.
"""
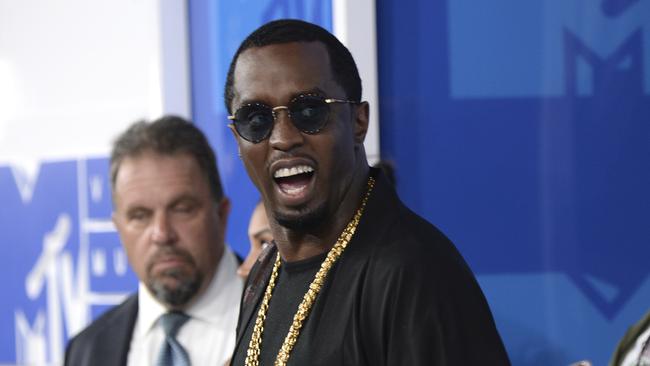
[0,158,137,365]
[448,0,650,98]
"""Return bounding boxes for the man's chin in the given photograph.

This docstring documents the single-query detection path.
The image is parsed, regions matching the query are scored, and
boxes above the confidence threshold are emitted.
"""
[273,203,326,231]
[147,271,202,308]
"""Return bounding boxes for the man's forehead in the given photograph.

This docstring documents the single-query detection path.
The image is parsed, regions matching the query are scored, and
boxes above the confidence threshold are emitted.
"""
[238,41,330,66]
[115,151,195,179]
[232,41,339,105]
[113,153,204,197]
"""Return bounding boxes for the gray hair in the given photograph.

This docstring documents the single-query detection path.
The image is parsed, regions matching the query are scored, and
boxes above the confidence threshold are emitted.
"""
[110,115,224,201]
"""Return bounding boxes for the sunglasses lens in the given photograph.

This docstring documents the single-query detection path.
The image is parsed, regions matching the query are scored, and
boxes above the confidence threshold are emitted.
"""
[234,104,273,142]
[290,96,330,134]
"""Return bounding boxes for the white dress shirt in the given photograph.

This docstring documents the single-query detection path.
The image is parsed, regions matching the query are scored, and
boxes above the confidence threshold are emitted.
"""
[127,247,244,366]
[621,326,650,366]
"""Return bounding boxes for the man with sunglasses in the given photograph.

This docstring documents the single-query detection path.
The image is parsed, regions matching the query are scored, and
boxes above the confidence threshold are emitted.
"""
[225,19,510,365]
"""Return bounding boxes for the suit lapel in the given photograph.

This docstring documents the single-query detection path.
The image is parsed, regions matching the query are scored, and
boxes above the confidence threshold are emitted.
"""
[95,295,138,366]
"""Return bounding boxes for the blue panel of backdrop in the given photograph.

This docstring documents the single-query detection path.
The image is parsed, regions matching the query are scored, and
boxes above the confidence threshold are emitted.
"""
[376,0,649,364]
[1,0,647,364]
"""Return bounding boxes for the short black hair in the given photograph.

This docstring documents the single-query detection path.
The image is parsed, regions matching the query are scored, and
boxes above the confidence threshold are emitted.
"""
[110,115,224,201]
[224,18,362,114]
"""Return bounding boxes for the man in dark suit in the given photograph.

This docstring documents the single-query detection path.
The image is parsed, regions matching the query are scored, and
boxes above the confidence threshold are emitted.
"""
[64,116,243,366]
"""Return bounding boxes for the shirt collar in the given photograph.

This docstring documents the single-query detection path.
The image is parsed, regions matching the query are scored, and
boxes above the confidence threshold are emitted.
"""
[184,246,242,324]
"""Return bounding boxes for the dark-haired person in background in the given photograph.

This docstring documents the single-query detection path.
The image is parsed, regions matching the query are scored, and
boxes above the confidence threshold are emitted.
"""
[225,19,510,365]
[64,116,243,366]
[238,200,273,279]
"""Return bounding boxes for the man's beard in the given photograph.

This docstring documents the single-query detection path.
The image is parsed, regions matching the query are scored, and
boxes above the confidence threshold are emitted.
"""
[147,268,202,307]
[146,249,203,307]
[274,202,327,231]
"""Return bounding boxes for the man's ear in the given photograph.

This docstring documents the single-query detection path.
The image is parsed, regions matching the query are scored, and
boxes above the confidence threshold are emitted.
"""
[227,123,236,136]
[353,101,370,144]
[111,211,121,232]
[217,196,232,233]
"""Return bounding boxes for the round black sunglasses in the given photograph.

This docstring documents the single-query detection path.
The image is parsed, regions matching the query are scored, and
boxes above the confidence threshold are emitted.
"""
[228,94,358,143]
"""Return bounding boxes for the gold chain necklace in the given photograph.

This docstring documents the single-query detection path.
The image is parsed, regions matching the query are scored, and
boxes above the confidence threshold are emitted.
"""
[244,176,375,366]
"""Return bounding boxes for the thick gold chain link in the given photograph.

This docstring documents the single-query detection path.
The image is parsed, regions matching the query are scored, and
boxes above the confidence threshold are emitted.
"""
[244,176,375,366]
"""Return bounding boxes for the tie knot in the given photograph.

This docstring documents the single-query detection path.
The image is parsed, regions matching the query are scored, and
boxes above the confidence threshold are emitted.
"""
[160,312,189,337]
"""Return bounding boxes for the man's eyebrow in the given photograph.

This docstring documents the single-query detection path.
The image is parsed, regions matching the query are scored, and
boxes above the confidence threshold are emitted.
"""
[125,204,148,213]
[236,97,268,107]
[294,87,326,98]
[168,194,200,207]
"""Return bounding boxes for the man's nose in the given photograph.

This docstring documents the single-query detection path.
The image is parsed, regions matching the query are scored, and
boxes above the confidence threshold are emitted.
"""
[150,213,177,245]
[268,108,305,151]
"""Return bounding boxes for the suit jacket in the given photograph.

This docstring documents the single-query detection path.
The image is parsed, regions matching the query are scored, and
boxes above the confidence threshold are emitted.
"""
[64,294,138,366]
[610,310,650,365]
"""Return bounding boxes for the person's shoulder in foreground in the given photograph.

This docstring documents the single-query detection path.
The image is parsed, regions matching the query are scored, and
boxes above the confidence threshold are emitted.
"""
[65,116,243,366]
[345,168,511,365]
[64,295,138,365]
[610,309,650,366]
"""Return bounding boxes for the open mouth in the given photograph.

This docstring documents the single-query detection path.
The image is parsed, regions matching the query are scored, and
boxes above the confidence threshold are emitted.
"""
[273,165,315,196]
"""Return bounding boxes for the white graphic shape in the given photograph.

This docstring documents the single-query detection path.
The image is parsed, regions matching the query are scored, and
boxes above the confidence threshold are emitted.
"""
[92,249,107,276]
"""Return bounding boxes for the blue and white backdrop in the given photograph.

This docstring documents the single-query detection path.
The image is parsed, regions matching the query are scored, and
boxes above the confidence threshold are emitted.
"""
[0,0,648,365]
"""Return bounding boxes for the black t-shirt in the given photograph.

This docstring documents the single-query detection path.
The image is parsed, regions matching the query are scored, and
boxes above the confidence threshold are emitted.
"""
[231,253,326,365]
[230,170,511,365]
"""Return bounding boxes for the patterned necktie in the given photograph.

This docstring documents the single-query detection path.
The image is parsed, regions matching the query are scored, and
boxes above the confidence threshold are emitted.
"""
[156,312,191,366]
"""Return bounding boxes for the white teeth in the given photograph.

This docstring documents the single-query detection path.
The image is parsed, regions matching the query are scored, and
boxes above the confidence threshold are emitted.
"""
[283,185,307,195]
[274,165,314,178]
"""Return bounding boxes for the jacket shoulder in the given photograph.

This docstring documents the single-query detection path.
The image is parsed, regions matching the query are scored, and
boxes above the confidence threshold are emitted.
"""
[64,294,138,366]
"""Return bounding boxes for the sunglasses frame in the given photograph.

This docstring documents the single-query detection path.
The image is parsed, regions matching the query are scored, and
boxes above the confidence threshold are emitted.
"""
[228,93,358,143]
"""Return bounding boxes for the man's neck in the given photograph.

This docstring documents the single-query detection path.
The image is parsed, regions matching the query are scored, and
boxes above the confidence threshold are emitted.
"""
[271,165,370,262]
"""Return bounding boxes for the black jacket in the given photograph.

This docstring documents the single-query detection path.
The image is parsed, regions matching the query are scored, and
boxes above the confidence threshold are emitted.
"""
[64,294,137,366]
[232,168,511,365]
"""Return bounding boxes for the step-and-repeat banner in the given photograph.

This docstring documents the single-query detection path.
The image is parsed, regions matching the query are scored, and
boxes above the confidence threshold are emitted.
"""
[1,0,647,365]
[1,159,137,364]
[1,1,175,364]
